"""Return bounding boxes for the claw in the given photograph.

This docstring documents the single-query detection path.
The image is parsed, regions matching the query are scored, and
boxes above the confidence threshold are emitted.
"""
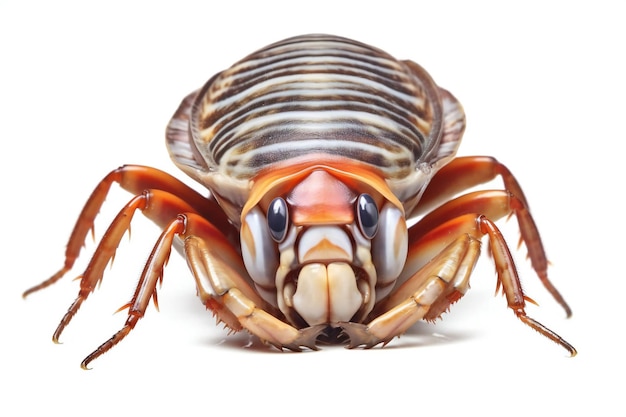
[267,324,325,351]
[285,324,326,350]
[338,322,384,348]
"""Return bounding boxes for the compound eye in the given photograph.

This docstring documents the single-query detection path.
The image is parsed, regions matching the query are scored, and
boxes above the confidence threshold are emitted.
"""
[267,197,289,242]
[357,193,379,239]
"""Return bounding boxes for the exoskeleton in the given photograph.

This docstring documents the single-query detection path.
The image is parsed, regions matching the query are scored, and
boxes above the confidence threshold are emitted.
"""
[25,34,575,368]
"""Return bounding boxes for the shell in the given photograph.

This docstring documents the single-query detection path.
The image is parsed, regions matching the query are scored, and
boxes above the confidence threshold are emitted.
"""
[166,34,465,221]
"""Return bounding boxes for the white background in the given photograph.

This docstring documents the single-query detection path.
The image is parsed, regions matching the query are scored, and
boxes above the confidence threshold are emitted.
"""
[1,1,623,416]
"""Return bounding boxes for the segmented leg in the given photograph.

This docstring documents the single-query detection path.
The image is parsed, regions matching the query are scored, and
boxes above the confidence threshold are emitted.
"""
[80,212,324,368]
[50,188,198,348]
[342,227,480,347]
[342,214,576,356]
[410,156,571,317]
[22,165,233,298]
[182,220,325,352]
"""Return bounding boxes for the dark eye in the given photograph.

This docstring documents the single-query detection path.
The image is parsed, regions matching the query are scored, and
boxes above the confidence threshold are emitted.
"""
[267,197,289,242]
[357,194,379,239]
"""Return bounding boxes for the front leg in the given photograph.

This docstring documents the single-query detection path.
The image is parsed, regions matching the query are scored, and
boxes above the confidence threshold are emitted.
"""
[181,217,325,351]
[342,214,576,356]
[342,230,480,347]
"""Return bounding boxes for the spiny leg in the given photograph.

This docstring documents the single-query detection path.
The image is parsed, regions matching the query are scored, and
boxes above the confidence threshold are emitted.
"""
[405,190,535,280]
[51,189,197,346]
[79,213,188,369]
[479,216,575,355]
[80,212,324,368]
[23,165,232,298]
[412,156,571,317]
[342,231,480,347]
[79,213,196,369]
[181,215,325,351]
[405,188,574,352]
[343,214,576,356]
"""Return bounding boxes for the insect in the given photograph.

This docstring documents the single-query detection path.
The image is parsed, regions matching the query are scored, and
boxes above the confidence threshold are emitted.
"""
[24,34,576,368]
